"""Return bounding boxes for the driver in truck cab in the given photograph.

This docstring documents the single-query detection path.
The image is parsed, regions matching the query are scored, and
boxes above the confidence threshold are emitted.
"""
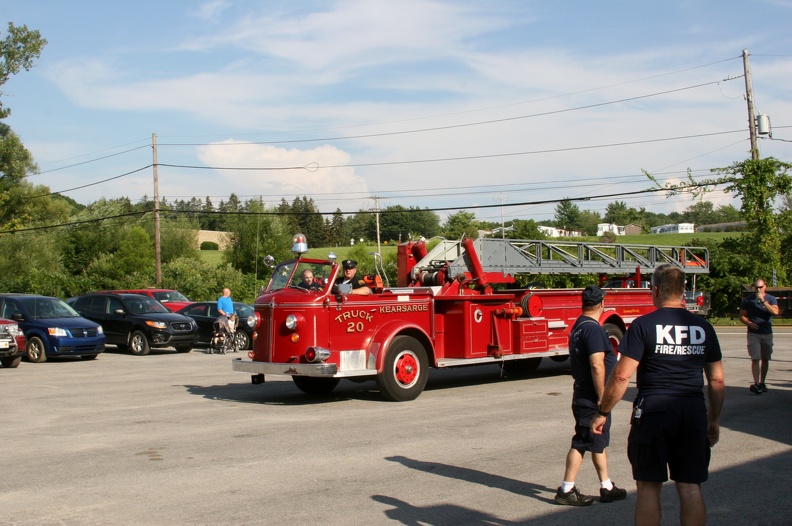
[333,260,371,296]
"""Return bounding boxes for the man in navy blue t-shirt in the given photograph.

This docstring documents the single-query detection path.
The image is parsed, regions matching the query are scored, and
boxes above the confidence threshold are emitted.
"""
[739,279,779,394]
[555,285,626,506]
[592,264,725,525]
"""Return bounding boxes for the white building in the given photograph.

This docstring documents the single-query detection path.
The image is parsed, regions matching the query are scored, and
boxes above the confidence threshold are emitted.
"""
[537,225,583,238]
[597,223,626,236]
[650,223,695,234]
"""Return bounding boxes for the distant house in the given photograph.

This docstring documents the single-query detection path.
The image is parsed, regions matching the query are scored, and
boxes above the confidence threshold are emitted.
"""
[650,223,695,234]
[624,224,643,235]
[537,225,583,238]
[597,223,626,236]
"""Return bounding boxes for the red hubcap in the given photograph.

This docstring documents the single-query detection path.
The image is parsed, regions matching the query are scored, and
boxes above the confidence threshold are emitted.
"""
[394,352,419,387]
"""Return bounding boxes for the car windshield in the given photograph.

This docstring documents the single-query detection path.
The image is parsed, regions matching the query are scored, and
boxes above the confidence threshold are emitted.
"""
[124,296,170,314]
[268,262,333,292]
[234,303,254,317]
[18,297,80,319]
[152,291,189,302]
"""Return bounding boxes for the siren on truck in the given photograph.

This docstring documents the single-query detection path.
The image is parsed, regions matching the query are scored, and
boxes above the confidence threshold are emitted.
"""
[292,233,308,254]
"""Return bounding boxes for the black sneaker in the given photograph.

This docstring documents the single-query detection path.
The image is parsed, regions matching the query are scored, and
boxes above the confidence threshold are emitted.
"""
[759,383,768,393]
[600,483,627,503]
[555,486,594,506]
[750,383,763,394]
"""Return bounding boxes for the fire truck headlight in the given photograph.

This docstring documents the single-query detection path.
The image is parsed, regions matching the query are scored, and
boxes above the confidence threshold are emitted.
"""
[285,313,304,331]
[247,311,260,329]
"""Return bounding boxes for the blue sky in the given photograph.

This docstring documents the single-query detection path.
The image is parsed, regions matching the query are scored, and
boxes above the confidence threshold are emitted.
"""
[2,0,791,227]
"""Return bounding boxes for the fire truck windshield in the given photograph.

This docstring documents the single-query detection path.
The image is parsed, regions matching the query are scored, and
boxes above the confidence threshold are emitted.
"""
[269,261,332,293]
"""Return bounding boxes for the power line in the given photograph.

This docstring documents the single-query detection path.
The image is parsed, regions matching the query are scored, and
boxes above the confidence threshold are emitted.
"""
[1,180,727,235]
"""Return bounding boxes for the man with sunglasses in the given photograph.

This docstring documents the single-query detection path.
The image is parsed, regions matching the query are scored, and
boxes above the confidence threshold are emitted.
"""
[739,279,779,394]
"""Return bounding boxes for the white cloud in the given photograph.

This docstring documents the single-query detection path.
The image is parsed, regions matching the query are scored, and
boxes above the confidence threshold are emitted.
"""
[193,141,369,209]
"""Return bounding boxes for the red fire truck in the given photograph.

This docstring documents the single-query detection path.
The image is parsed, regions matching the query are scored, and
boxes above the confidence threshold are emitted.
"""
[233,234,709,401]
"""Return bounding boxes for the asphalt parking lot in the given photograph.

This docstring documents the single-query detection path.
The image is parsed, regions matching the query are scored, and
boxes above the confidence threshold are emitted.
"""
[1,329,790,525]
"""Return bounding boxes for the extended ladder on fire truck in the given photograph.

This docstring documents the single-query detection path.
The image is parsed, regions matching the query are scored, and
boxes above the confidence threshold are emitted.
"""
[413,237,709,280]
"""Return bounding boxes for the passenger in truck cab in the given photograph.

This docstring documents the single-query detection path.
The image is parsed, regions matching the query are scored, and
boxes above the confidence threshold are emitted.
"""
[333,260,371,296]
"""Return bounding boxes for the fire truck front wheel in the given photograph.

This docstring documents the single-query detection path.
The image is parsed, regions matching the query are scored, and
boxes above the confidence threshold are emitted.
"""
[292,376,340,395]
[377,336,429,402]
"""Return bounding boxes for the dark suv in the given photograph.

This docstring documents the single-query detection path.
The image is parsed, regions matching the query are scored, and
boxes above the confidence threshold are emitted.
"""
[0,294,105,363]
[68,293,198,355]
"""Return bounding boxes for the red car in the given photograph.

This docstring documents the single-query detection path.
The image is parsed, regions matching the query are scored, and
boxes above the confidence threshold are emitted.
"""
[104,289,194,313]
[0,317,26,369]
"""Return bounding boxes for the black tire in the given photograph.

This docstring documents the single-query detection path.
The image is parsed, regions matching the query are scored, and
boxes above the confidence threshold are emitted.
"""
[1,356,21,368]
[26,336,47,363]
[502,357,542,376]
[292,376,340,395]
[175,346,192,353]
[129,330,151,356]
[603,323,624,356]
[234,331,251,351]
[376,335,429,402]
[81,354,99,360]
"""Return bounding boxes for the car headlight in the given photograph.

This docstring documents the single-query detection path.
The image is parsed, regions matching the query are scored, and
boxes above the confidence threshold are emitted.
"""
[5,324,20,337]
[48,327,68,337]
[145,320,168,329]
[97,325,104,335]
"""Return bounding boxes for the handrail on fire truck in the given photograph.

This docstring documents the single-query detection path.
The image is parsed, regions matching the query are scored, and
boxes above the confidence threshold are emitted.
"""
[414,237,709,279]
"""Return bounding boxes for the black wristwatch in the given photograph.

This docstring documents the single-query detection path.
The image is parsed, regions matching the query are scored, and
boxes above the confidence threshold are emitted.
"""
[597,406,610,417]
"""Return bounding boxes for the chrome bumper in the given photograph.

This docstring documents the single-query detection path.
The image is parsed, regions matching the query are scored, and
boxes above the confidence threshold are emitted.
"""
[232,358,338,376]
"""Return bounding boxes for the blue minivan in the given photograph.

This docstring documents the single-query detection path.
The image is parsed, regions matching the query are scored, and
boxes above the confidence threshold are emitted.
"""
[0,294,106,362]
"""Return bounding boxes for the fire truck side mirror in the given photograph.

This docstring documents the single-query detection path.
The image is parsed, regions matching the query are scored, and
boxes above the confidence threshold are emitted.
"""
[264,255,276,269]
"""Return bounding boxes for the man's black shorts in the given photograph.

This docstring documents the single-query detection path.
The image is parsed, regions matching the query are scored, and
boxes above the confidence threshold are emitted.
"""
[571,399,611,453]
[627,395,710,483]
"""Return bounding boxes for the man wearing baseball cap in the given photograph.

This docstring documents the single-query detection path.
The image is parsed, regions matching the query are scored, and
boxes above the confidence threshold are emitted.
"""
[333,260,371,296]
[555,285,626,506]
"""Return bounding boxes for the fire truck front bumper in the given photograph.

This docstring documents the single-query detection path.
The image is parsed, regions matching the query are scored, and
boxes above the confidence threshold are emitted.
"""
[232,357,338,377]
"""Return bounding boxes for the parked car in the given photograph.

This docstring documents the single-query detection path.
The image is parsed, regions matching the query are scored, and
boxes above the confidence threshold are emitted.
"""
[685,290,712,317]
[102,289,193,312]
[0,317,25,368]
[176,302,258,350]
[68,293,198,355]
[0,294,106,363]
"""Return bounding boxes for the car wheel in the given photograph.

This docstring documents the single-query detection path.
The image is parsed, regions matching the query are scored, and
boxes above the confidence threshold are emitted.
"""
[234,331,250,351]
[1,356,22,368]
[26,336,47,363]
[129,330,151,356]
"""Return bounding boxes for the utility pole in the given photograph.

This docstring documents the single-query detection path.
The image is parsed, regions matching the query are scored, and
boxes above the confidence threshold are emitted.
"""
[742,48,759,160]
[497,193,508,238]
[152,133,162,285]
[372,196,382,256]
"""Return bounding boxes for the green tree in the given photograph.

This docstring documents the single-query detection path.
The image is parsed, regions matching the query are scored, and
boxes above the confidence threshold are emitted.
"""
[507,219,543,239]
[223,199,292,275]
[379,205,440,243]
[442,211,479,239]
[577,209,602,236]
[1,23,47,119]
[554,199,581,230]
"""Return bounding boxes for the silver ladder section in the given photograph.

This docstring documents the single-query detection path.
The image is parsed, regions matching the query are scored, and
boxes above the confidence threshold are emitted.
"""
[415,238,709,278]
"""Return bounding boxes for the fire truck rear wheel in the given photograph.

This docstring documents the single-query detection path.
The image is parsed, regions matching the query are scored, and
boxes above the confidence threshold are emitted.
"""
[603,323,624,356]
[377,335,429,402]
[292,376,340,395]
